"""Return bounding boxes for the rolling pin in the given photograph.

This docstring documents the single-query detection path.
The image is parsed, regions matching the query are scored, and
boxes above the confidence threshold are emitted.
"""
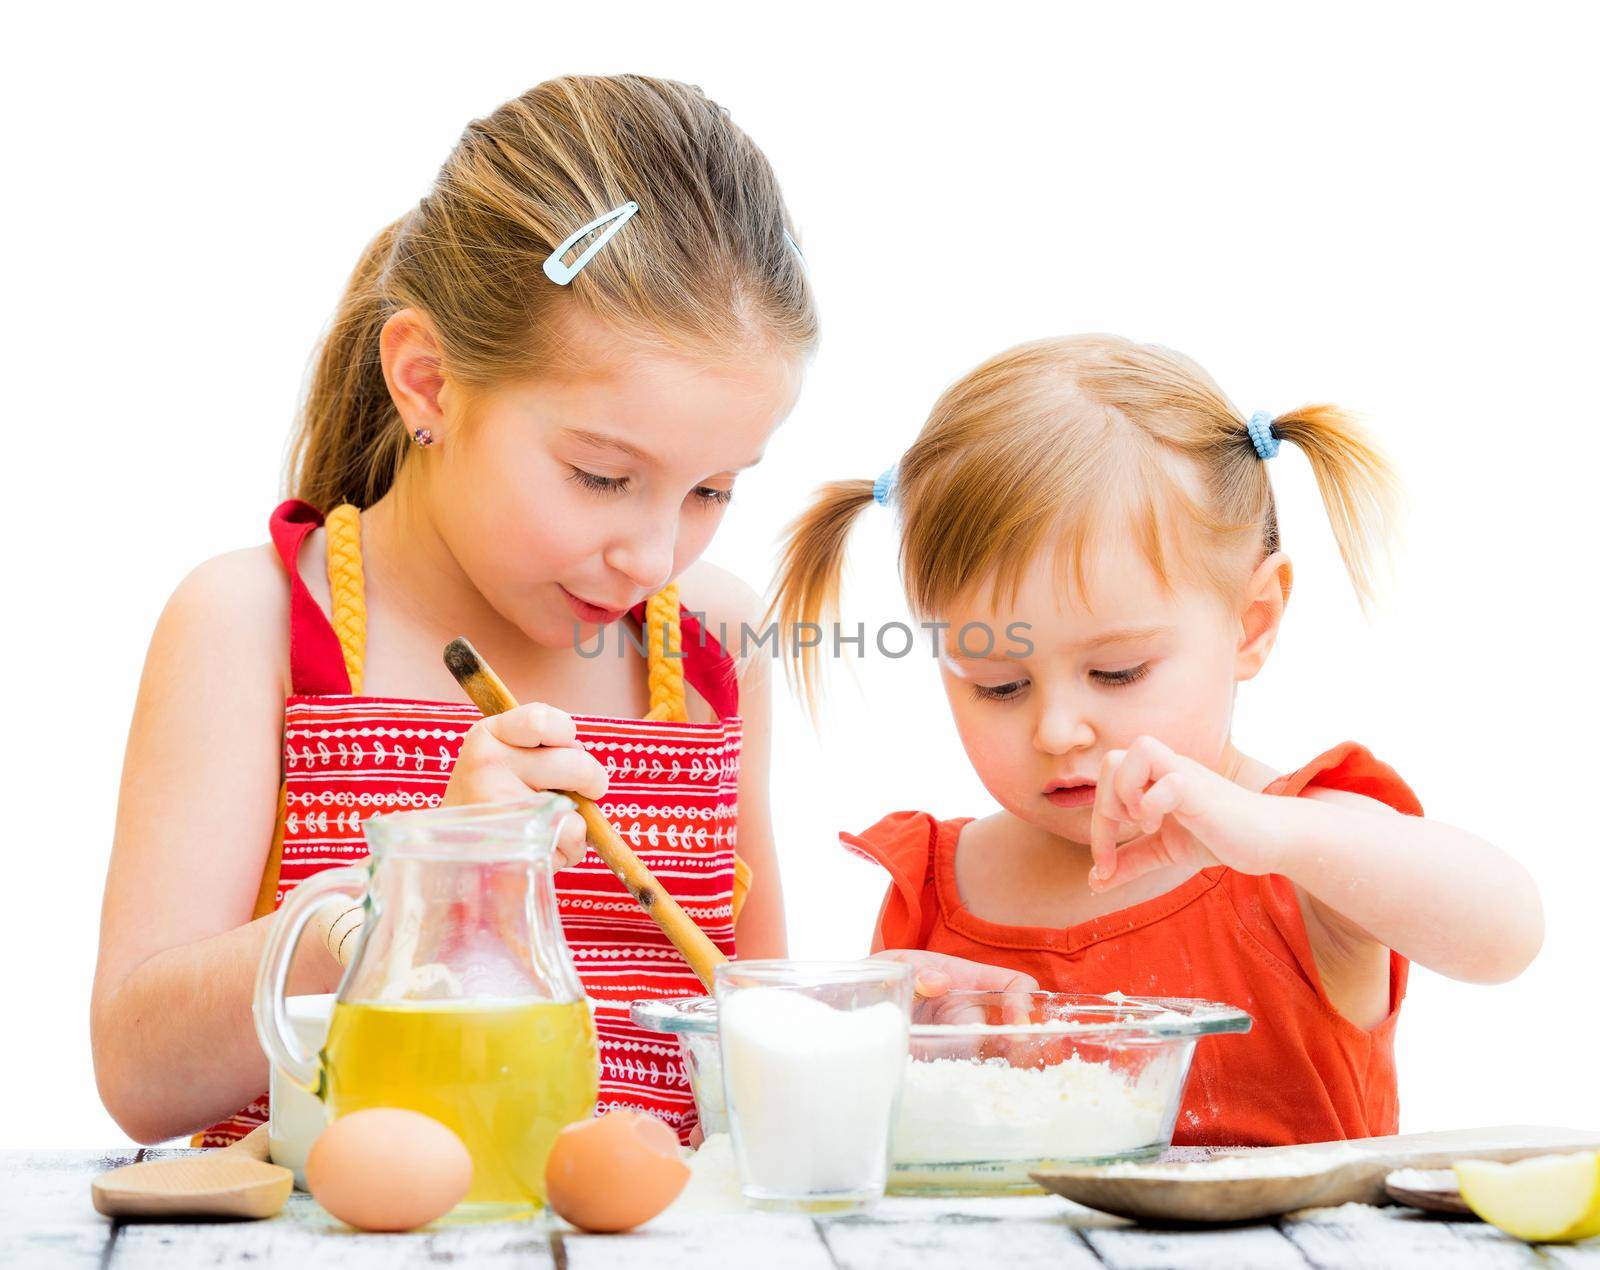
[443,637,729,991]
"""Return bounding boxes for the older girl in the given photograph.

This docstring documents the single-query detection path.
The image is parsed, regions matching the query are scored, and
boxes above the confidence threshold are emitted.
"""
[94,75,815,1146]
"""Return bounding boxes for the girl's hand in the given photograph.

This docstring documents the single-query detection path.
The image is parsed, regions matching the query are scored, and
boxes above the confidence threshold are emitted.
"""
[1088,735,1283,893]
[444,703,608,870]
[873,950,1039,1025]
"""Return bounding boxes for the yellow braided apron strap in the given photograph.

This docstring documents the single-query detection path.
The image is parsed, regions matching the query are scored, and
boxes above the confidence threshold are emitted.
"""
[642,583,752,923]
[209,507,368,1148]
[251,785,290,922]
[249,508,366,981]
[643,583,688,723]
[203,505,368,1145]
[323,504,368,694]
[730,847,753,923]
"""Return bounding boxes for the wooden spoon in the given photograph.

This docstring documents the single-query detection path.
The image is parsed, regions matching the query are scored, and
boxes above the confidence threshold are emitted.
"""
[1032,1126,1600,1225]
[443,637,729,991]
[92,1126,293,1221]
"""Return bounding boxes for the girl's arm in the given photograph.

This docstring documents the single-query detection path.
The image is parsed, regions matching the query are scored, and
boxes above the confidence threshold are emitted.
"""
[1090,737,1544,1026]
[92,549,341,1145]
[1276,788,1543,987]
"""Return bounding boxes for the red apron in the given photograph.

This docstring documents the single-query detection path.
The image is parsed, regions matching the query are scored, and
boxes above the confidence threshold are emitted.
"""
[198,500,743,1145]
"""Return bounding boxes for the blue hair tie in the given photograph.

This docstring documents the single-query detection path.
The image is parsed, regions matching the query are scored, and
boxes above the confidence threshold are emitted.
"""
[1246,411,1281,461]
[873,464,899,508]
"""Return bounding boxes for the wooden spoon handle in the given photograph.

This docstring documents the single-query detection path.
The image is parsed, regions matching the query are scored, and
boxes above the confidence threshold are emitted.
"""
[443,637,729,991]
[221,1124,272,1161]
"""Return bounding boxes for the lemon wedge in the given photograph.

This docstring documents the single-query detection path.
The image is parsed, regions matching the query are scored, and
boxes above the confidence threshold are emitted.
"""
[1454,1151,1600,1243]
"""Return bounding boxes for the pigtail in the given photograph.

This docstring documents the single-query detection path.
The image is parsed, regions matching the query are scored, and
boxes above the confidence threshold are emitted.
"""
[1270,404,1404,612]
[765,479,879,714]
[287,216,410,511]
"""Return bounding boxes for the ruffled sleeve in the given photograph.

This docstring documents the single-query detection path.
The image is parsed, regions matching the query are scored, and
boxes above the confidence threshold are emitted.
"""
[840,811,941,950]
[1240,741,1424,1034]
[1266,740,1423,816]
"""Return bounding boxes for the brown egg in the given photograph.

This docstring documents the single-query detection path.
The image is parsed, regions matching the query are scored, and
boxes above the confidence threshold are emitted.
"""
[544,1110,690,1232]
[305,1108,473,1232]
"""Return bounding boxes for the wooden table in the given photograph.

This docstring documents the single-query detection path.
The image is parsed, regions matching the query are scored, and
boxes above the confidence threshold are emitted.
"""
[6,1146,1598,1268]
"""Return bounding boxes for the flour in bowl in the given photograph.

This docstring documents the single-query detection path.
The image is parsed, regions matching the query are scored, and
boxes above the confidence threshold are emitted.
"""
[893,1054,1173,1164]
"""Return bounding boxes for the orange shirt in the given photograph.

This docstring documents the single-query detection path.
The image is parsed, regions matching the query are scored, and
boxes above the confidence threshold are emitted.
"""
[841,742,1424,1147]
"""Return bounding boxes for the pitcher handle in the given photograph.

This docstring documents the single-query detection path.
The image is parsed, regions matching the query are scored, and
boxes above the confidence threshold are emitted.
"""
[252,865,366,1094]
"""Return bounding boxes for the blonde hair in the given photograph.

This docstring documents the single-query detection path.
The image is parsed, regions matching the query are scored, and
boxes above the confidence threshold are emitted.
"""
[770,334,1402,708]
[289,75,817,510]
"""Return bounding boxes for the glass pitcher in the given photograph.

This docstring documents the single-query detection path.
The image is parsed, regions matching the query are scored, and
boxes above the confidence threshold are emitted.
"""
[255,797,599,1211]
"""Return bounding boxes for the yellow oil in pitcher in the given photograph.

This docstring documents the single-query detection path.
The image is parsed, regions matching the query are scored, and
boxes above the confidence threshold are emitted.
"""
[321,998,598,1206]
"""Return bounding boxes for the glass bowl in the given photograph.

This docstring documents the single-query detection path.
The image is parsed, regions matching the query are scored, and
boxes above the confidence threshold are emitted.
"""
[633,990,1250,1194]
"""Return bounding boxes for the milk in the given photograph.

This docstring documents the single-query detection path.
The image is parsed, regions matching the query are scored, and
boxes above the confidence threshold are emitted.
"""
[267,993,334,1189]
[719,988,908,1204]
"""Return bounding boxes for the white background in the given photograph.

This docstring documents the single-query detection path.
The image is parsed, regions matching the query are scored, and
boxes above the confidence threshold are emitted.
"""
[3,2,1596,1148]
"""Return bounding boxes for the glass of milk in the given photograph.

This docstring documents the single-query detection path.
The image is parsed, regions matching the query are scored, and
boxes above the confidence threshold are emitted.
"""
[714,959,912,1211]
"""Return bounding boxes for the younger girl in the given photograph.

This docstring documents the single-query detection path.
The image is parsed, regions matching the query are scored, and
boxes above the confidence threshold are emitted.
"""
[93,75,816,1146]
[771,335,1541,1146]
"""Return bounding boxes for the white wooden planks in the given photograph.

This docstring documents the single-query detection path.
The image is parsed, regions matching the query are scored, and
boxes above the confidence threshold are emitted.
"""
[820,1212,1101,1269]
[562,1213,833,1268]
[1282,1204,1568,1268]
[1085,1224,1310,1269]
[111,1192,556,1268]
[0,1148,139,1268]
[4,1149,1599,1267]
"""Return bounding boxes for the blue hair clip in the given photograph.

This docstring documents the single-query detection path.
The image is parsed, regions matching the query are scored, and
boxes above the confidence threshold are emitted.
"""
[1246,411,1281,461]
[873,464,899,507]
[543,201,640,286]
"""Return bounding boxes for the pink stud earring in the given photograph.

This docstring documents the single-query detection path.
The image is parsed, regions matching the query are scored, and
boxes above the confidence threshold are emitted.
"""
[412,427,434,447]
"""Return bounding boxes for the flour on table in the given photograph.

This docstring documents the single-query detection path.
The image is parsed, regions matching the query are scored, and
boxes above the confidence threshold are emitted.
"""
[1088,1145,1368,1179]
[665,1133,746,1216]
[1284,1200,1395,1223]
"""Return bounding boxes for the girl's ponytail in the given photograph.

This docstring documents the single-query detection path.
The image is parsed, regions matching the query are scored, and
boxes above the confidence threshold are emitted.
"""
[766,479,878,712]
[1270,404,1404,612]
[288,216,409,510]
